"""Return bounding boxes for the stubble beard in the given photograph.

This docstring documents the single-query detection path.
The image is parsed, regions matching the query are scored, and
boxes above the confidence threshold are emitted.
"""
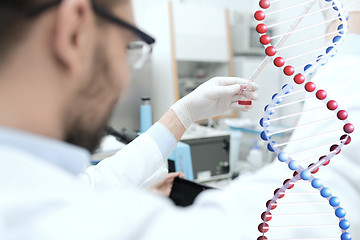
[63,44,118,153]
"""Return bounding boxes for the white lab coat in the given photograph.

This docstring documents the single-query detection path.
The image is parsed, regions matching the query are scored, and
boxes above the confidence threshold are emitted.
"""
[0,130,264,240]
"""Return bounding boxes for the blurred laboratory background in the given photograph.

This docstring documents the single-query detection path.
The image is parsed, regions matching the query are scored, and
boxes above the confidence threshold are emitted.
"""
[97,0,328,184]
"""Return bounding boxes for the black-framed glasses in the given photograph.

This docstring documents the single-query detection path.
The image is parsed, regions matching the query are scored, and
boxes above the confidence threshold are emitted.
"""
[28,0,156,70]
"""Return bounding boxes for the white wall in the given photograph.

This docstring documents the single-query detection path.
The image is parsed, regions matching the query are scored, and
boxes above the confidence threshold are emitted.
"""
[134,3,176,120]
[133,0,258,12]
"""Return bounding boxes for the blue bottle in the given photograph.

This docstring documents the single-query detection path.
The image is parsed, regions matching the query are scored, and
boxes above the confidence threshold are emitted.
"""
[140,97,152,133]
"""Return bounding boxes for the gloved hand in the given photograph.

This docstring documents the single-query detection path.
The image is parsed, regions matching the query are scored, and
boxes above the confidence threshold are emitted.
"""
[170,77,258,129]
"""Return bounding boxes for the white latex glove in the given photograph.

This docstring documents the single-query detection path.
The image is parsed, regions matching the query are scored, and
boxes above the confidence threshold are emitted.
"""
[170,77,258,129]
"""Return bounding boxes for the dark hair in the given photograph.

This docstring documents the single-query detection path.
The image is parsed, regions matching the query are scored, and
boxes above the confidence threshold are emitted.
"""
[0,0,125,62]
[0,1,43,59]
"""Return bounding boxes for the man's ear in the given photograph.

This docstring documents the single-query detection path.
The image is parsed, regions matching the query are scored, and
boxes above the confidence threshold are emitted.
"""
[52,0,94,72]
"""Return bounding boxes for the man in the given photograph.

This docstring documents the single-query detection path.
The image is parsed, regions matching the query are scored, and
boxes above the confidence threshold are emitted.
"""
[0,0,258,239]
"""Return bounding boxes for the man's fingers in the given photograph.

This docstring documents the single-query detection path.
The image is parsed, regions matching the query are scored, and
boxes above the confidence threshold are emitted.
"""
[231,91,258,102]
[213,84,241,98]
[242,90,258,100]
[240,83,259,93]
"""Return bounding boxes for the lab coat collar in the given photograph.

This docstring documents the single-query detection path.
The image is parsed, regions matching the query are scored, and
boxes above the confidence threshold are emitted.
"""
[0,127,90,176]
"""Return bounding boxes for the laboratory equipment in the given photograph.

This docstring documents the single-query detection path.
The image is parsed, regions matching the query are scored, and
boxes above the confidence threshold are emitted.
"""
[246,0,354,239]
[246,141,264,169]
[180,126,231,183]
[169,142,194,181]
[140,97,152,133]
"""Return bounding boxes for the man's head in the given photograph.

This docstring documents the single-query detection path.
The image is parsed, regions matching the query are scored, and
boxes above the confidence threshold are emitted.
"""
[0,0,151,153]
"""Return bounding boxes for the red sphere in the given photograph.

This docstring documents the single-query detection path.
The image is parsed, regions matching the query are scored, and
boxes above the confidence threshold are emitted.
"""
[330,145,341,155]
[274,188,285,198]
[316,90,327,100]
[293,171,299,177]
[266,200,277,210]
[261,212,272,221]
[256,24,268,34]
[283,179,294,189]
[257,237,268,240]
[309,163,319,174]
[284,66,295,76]
[319,156,330,166]
[258,223,269,233]
[259,0,271,9]
[260,35,271,45]
[294,74,305,84]
[327,100,338,111]
[255,10,266,21]
[337,110,348,120]
[265,46,276,56]
[305,82,316,92]
[341,135,352,145]
[344,123,354,134]
[274,57,285,67]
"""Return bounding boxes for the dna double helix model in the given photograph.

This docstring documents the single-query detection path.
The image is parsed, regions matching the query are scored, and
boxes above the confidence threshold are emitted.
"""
[240,0,355,239]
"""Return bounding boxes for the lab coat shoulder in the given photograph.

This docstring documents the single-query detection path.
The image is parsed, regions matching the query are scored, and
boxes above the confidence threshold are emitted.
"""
[81,132,168,191]
[0,145,81,188]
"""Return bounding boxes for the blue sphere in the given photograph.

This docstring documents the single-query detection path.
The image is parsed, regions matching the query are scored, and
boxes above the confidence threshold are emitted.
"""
[335,208,346,218]
[326,46,334,54]
[304,64,312,72]
[261,131,269,141]
[316,55,328,66]
[264,105,269,112]
[338,24,344,34]
[311,178,322,189]
[272,93,282,104]
[332,2,339,11]
[282,84,293,94]
[288,160,299,171]
[274,94,283,104]
[278,152,289,162]
[264,105,275,115]
[300,170,311,180]
[341,232,352,240]
[333,35,342,43]
[339,219,350,230]
[321,187,331,198]
[259,118,264,127]
[267,142,275,152]
[329,196,340,207]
